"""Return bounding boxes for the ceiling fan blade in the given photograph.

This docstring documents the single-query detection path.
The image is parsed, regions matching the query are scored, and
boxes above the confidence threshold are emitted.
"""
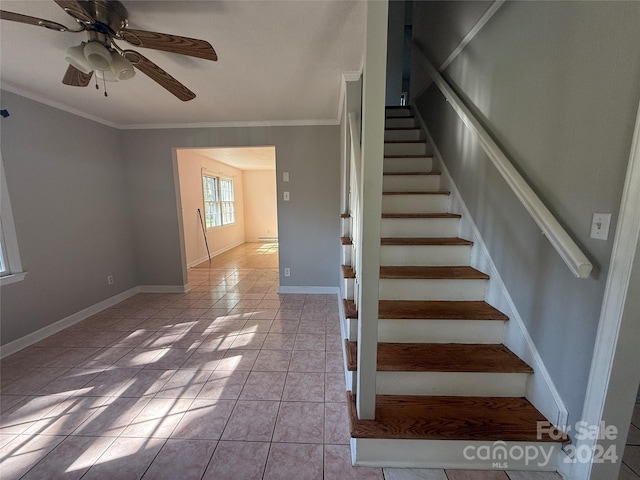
[62,65,93,87]
[120,29,217,61]
[0,10,73,31]
[123,50,196,102]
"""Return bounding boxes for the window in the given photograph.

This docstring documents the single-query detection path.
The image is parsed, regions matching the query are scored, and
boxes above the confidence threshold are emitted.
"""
[0,155,26,285]
[203,174,235,228]
[0,222,8,276]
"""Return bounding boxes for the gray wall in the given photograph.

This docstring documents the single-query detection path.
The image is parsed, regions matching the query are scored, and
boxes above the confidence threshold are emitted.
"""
[121,125,341,289]
[386,0,406,105]
[1,91,342,347]
[412,1,640,426]
[0,91,138,345]
[410,0,493,100]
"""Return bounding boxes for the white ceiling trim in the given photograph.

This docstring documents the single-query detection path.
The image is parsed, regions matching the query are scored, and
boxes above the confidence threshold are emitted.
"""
[2,83,340,130]
[120,118,340,130]
[2,83,121,129]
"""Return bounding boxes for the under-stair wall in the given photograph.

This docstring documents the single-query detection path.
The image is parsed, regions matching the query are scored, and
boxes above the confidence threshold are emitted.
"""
[410,0,640,434]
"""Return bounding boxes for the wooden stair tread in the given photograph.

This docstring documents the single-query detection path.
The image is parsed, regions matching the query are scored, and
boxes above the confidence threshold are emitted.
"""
[382,213,461,219]
[380,266,489,280]
[340,237,352,246]
[345,341,533,373]
[381,237,473,246]
[383,191,450,195]
[343,298,357,319]
[342,299,508,321]
[341,265,356,279]
[347,393,567,442]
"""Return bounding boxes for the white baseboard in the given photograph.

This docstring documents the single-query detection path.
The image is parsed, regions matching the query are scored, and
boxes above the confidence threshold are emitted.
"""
[1,281,194,357]
[138,284,191,294]
[277,286,340,295]
[187,240,245,268]
[416,109,568,431]
[0,286,139,358]
[187,254,213,268]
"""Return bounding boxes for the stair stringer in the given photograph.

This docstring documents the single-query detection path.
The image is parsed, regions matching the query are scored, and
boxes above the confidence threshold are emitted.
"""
[416,109,569,433]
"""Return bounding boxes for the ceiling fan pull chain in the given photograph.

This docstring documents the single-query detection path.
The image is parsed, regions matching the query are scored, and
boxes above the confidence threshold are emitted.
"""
[103,75,108,97]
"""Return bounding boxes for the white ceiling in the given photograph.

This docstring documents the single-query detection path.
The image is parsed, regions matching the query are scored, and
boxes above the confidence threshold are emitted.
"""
[191,146,276,171]
[0,0,366,128]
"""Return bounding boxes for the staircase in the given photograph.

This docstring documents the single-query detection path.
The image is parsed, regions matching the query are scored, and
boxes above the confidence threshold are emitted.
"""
[340,106,567,470]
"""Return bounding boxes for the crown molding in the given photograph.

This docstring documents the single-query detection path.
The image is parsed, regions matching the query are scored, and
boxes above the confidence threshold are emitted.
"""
[2,84,342,130]
[1,83,120,129]
[120,118,340,130]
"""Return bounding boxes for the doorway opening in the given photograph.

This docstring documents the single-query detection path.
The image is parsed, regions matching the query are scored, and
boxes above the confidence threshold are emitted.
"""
[175,146,278,271]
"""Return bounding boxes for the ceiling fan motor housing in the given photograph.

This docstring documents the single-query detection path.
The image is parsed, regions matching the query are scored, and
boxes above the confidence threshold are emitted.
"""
[72,0,128,36]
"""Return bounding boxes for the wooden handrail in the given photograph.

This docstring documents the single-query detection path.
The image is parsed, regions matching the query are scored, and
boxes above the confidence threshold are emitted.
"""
[414,42,593,278]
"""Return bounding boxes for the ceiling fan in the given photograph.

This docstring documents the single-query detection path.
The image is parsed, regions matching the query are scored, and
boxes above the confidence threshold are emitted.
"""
[0,0,218,101]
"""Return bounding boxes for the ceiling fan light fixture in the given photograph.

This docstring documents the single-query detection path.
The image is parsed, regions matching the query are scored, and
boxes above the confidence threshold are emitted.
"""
[65,44,93,74]
[83,41,113,70]
[96,69,119,82]
[110,52,135,80]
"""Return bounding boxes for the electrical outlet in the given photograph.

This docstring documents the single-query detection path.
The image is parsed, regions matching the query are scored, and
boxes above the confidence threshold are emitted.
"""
[284,268,291,277]
[590,213,612,241]
[107,275,114,285]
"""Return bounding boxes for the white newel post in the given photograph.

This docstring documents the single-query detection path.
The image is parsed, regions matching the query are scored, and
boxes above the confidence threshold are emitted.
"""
[356,0,388,420]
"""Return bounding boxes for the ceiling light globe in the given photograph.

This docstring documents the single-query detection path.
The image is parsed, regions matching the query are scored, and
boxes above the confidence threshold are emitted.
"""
[83,41,113,71]
[65,44,93,74]
[110,53,136,80]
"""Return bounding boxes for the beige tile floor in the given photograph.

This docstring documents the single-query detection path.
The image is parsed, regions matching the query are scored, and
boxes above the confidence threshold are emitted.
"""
[1,244,563,479]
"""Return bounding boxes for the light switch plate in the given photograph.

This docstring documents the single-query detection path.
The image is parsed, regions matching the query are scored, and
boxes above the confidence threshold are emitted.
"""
[283,191,290,201]
[283,172,290,182]
[590,213,611,240]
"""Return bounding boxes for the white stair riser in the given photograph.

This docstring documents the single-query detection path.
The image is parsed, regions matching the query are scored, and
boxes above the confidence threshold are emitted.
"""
[384,129,422,141]
[380,245,472,266]
[342,277,355,300]
[351,438,564,470]
[385,108,412,118]
[384,157,433,173]
[382,194,450,214]
[378,319,505,344]
[349,316,358,342]
[376,371,528,397]
[380,217,459,238]
[342,245,352,265]
[341,218,351,237]
[379,278,486,301]
[383,175,441,192]
[385,117,416,128]
[384,142,426,156]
